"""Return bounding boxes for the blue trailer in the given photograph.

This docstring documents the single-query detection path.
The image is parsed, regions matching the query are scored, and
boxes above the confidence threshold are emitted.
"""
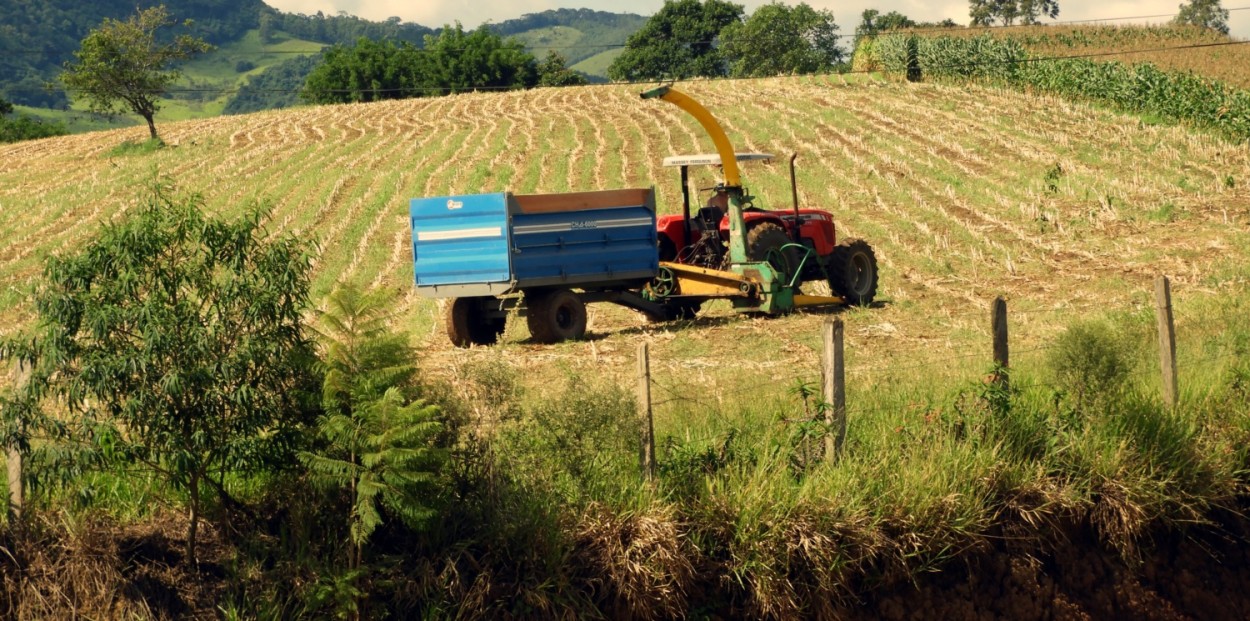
[410,187,673,346]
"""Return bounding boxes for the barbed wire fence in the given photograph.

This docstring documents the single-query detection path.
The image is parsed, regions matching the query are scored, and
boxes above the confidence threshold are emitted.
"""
[633,274,1245,477]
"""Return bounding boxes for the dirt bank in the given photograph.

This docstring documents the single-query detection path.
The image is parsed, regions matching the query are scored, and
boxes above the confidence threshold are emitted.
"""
[5,509,1250,619]
[841,513,1250,621]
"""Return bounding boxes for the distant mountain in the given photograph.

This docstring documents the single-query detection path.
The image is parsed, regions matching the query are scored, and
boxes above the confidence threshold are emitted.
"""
[0,0,433,108]
[0,2,645,127]
[490,9,646,66]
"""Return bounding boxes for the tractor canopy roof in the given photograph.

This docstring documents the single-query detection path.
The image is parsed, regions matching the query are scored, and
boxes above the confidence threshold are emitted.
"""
[662,153,773,167]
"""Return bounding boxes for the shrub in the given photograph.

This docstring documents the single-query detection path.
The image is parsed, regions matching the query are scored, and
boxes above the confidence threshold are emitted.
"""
[1047,319,1138,410]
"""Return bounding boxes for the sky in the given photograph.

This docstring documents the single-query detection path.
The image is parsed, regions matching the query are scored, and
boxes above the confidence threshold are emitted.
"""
[262,0,1250,39]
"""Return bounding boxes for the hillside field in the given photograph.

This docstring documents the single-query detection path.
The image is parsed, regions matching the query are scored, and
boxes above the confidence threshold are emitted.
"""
[2,76,1247,393]
[4,73,1250,618]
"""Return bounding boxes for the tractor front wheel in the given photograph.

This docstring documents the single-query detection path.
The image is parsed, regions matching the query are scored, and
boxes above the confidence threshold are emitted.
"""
[526,289,588,344]
[828,239,878,306]
[746,222,798,280]
[446,297,506,348]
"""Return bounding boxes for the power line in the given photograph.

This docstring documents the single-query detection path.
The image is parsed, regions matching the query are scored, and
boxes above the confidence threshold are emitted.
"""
[9,35,1249,97]
[5,6,1250,58]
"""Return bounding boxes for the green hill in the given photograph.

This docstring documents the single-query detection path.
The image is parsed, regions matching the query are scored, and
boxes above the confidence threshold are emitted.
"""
[1,3,643,131]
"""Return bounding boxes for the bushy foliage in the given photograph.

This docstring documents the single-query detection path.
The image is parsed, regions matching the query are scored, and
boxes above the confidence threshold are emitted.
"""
[303,25,537,104]
[537,50,588,87]
[60,6,212,139]
[607,0,744,81]
[1047,320,1139,409]
[970,0,1060,26]
[720,2,843,77]
[5,177,318,564]
[0,98,68,143]
[300,284,447,566]
[1174,0,1230,35]
[498,375,641,502]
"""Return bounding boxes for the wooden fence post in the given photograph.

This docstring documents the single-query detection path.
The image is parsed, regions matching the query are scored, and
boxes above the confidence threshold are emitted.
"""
[992,297,1009,392]
[637,342,656,481]
[6,360,28,524]
[1155,275,1178,409]
[823,319,846,459]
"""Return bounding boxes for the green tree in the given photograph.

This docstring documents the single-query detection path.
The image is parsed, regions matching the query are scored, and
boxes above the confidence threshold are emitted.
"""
[412,23,537,94]
[970,0,1059,26]
[537,50,589,87]
[1174,0,1230,35]
[856,9,917,40]
[607,0,745,81]
[302,25,537,104]
[720,2,843,77]
[9,178,317,565]
[300,284,445,569]
[60,6,212,140]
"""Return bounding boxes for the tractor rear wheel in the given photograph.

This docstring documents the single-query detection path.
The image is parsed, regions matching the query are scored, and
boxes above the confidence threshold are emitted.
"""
[828,239,878,305]
[746,222,798,280]
[446,297,506,348]
[526,289,588,344]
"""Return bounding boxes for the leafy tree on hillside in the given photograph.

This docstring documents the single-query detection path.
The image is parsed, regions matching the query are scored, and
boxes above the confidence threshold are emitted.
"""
[303,25,537,104]
[538,51,589,86]
[720,2,843,77]
[61,6,212,140]
[414,24,537,93]
[607,0,744,81]
[970,0,1059,26]
[5,178,318,565]
[856,9,916,40]
[1174,0,1230,35]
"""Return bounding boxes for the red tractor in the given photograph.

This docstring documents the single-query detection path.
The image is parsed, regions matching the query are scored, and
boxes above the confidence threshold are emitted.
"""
[654,152,879,311]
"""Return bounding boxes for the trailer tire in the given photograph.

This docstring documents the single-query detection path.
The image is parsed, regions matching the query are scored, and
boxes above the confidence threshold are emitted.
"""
[746,222,798,280]
[446,297,506,348]
[829,239,878,306]
[526,289,588,344]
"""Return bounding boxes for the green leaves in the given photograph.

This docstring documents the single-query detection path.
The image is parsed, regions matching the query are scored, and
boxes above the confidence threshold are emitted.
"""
[302,25,538,104]
[13,175,317,563]
[720,2,844,78]
[1174,0,1230,35]
[301,283,446,561]
[60,5,212,139]
[607,0,745,81]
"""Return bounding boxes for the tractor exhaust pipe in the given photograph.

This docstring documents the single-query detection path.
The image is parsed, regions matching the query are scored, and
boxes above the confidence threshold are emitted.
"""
[789,153,800,241]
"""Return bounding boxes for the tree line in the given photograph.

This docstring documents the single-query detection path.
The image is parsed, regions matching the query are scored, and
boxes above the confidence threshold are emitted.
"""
[17,0,1239,142]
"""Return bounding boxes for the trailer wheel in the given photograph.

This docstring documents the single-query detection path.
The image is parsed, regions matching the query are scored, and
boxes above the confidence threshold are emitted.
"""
[446,297,506,348]
[526,289,588,344]
[746,222,798,280]
[828,239,878,306]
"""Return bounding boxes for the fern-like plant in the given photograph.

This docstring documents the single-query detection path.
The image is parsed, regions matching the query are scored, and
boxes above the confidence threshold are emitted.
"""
[300,283,446,569]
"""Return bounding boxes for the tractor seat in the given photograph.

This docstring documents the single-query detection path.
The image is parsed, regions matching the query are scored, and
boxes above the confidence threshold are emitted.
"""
[697,206,724,226]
